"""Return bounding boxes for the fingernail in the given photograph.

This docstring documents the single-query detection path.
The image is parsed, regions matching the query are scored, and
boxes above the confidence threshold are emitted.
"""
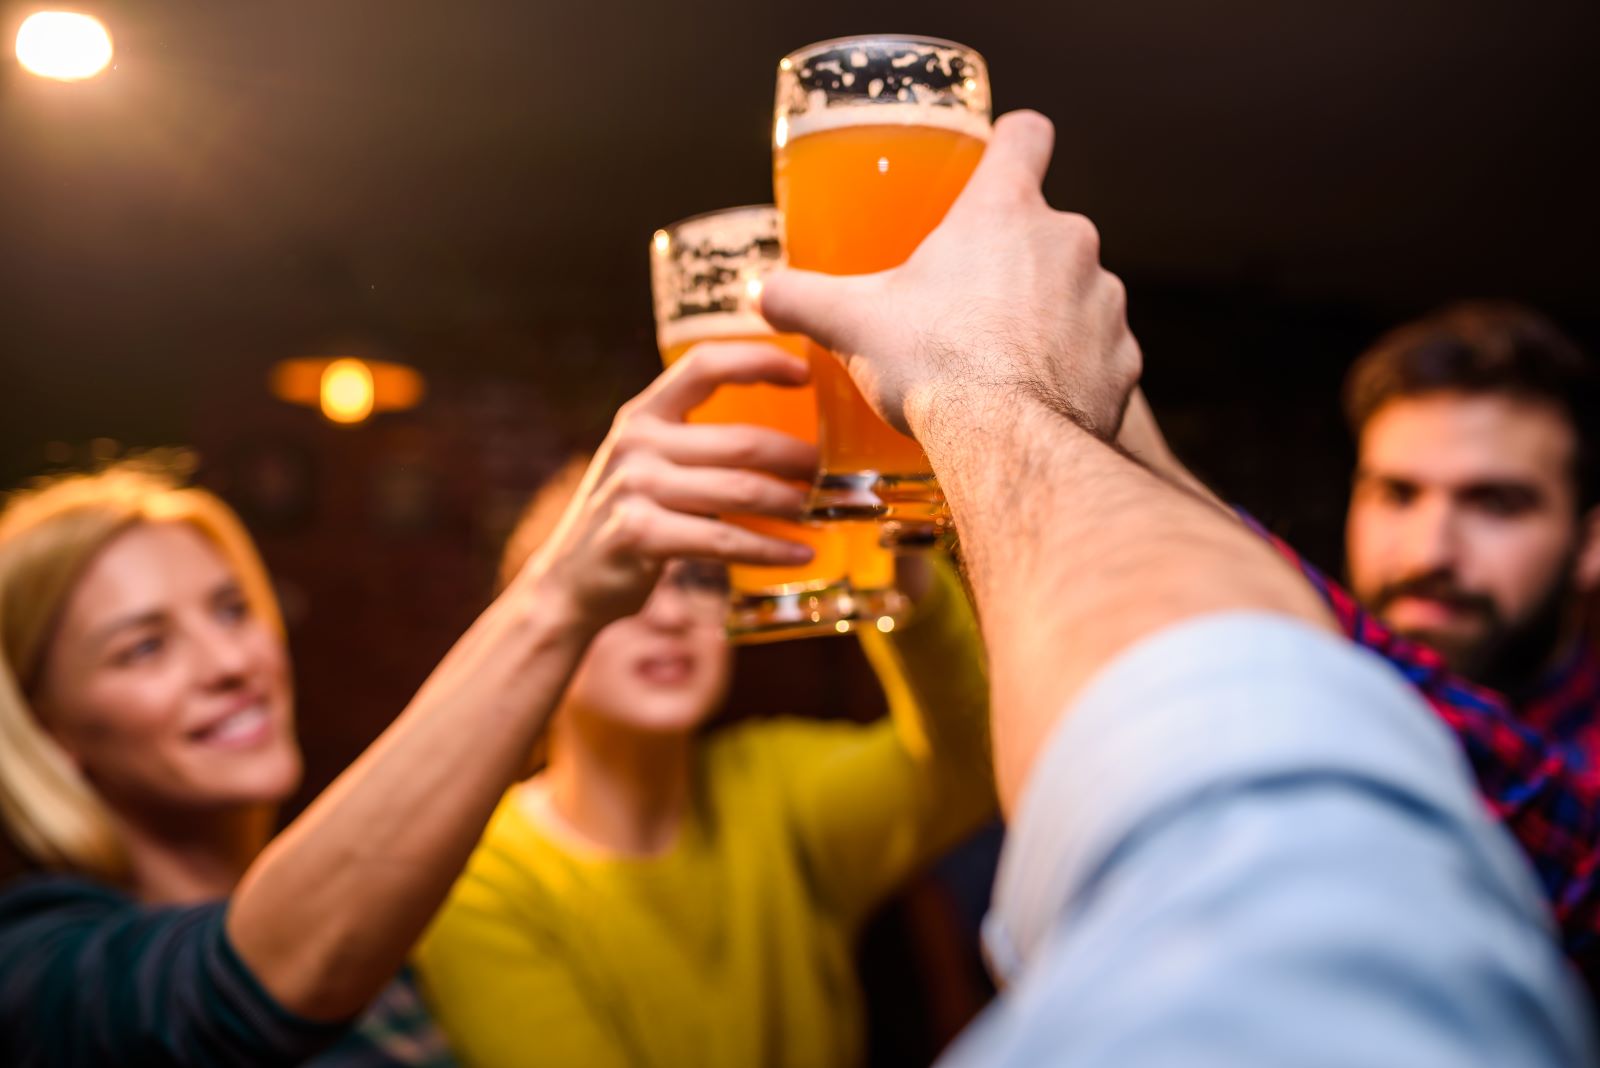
[785,543,814,562]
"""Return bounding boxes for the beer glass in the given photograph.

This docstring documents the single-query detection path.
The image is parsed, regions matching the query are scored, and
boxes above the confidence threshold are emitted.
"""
[840,521,910,633]
[650,205,853,641]
[773,35,991,548]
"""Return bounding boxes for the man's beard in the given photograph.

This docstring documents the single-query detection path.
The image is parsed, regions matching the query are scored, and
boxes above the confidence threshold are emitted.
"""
[1364,560,1576,696]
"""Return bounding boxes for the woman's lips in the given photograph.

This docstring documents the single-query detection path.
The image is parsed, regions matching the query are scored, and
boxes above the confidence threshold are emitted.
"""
[634,655,694,686]
[189,699,273,749]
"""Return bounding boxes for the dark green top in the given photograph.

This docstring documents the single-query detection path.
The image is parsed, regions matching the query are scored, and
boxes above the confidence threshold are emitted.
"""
[0,874,454,1068]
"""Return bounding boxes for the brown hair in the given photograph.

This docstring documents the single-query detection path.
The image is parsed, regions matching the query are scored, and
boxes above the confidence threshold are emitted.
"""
[497,456,591,593]
[1343,301,1599,510]
[495,456,595,775]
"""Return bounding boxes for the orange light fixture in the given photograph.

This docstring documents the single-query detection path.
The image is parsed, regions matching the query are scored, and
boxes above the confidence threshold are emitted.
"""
[270,356,425,426]
[16,12,113,82]
[319,359,375,424]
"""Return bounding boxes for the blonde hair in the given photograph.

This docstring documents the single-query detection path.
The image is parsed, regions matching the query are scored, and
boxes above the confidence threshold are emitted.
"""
[0,458,283,882]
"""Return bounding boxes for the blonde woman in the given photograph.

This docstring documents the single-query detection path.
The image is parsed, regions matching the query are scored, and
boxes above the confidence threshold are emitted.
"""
[413,451,995,1065]
[0,345,816,1067]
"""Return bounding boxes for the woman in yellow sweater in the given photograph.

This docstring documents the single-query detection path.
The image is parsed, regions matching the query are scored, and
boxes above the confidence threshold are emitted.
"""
[414,460,994,1068]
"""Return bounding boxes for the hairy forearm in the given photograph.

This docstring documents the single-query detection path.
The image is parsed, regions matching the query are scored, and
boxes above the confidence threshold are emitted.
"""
[227,579,596,1020]
[912,388,1334,812]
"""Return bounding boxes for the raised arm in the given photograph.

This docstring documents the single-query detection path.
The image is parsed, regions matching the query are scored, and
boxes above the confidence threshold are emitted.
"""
[781,554,995,921]
[762,112,1332,812]
[226,344,820,1021]
[762,110,1591,1064]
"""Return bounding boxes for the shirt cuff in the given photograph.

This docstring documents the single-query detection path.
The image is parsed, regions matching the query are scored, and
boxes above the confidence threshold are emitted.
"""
[212,908,355,1059]
[982,611,1520,983]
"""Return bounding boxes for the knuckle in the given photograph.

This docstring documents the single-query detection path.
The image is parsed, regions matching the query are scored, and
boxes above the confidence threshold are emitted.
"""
[1059,212,1101,259]
[610,418,657,459]
[1102,271,1127,311]
[608,497,653,547]
[612,457,655,498]
[681,343,725,380]
[733,473,776,512]
[710,523,743,557]
[724,431,762,469]
[1126,338,1145,376]
[612,396,644,427]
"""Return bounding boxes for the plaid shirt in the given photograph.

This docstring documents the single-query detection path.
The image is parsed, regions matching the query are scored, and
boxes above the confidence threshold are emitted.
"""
[1241,514,1600,971]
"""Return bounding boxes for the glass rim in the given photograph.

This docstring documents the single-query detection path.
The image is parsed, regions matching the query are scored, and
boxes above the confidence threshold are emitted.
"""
[779,33,985,70]
[654,203,776,241]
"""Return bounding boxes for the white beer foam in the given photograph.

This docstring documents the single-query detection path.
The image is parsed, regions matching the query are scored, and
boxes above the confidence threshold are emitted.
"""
[650,206,780,343]
[779,101,991,146]
[658,311,775,353]
[663,205,777,252]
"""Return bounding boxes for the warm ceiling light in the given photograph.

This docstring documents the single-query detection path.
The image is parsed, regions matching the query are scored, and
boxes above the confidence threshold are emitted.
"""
[270,356,425,426]
[320,359,375,424]
[15,12,113,82]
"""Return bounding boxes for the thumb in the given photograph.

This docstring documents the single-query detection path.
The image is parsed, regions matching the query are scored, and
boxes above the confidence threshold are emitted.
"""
[759,267,884,356]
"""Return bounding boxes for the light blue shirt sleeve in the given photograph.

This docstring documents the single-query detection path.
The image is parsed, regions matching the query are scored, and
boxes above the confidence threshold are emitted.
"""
[942,613,1596,1068]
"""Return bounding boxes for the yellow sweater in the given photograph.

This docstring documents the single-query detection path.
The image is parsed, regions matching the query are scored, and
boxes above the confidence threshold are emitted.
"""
[414,563,992,1068]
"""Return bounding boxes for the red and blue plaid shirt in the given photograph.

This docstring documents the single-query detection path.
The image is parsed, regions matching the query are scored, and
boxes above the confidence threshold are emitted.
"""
[1242,514,1600,971]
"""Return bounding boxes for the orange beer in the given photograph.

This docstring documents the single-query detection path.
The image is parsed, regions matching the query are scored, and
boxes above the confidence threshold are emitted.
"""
[650,205,855,640]
[774,36,991,538]
[778,123,986,474]
[838,520,910,631]
[840,519,896,593]
[658,324,847,597]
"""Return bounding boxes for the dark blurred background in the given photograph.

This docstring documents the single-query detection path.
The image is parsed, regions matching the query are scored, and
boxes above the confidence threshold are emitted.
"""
[3,0,1597,1061]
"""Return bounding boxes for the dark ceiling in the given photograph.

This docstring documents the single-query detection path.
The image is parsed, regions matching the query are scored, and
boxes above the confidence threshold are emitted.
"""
[2,0,1596,475]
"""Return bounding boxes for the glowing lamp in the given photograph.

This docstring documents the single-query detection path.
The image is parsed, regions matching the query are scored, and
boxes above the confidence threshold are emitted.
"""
[15,12,113,82]
[270,357,425,427]
[320,359,374,424]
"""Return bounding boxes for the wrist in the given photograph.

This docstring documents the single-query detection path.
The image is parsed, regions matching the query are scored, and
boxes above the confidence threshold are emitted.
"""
[909,384,1096,468]
[503,561,607,649]
[903,376,1015,449]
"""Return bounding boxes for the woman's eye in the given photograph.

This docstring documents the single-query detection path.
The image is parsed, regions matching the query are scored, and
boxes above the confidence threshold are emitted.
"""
[114,636,163,666]
[682,563,730,594]
[216,597,251,624]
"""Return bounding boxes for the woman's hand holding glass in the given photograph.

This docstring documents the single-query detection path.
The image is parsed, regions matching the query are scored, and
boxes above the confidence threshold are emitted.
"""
[517,342,820,628]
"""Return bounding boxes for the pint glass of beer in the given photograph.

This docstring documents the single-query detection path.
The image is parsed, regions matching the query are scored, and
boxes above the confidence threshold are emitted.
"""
[650,205,853,641]
[773,35,991,548]
[840,520,910,633]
